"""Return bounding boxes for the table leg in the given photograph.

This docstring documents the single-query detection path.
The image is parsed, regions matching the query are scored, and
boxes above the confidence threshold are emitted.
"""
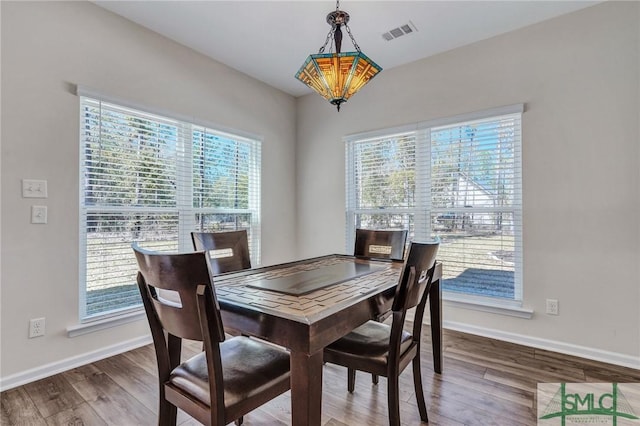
[290,349,323,426]
[429,277,443,373]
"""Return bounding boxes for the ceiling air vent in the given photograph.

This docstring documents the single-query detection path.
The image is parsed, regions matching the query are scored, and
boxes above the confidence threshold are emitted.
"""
[382,21,417,41]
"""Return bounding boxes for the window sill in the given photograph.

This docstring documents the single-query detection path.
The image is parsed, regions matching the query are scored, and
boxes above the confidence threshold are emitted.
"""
[67,310,146,338]
[443,292,533,318]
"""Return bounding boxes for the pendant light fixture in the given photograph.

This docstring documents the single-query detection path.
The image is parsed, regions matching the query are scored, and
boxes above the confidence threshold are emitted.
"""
[295,0,382,111]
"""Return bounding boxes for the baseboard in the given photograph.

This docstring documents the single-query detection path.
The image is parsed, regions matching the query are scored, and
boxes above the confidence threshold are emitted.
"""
[443,320,640,370]
[0,335,152,392]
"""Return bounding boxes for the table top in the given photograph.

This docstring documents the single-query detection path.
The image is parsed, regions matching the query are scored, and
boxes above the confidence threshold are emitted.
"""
[246,261,386,295]
[214,255,401,324]
[214,254,443,426]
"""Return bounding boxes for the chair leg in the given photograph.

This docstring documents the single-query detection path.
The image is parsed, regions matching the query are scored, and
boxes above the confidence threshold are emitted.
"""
[412,356,429,422]
[235,416,244,425]
[372,374,379,385]
[347,368,356,393]
[387,374,401,426]
[158,400,177,426]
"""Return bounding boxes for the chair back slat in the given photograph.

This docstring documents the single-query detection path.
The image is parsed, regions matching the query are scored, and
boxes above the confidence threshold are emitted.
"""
[354,229,408,261]
[191,230,252,274]
[392,241,439,312]
[133,245,225,342]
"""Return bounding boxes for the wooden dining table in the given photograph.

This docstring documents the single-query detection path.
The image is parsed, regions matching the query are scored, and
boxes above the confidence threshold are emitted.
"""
[214,254,443,426]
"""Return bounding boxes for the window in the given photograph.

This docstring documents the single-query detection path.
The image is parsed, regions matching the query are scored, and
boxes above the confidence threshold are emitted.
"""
[79,94,261,321]
[346,105,522,303]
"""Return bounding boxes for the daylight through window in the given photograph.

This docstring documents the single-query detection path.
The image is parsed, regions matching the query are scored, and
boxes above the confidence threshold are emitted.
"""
[346,106,522,302]
[79,95,261,320]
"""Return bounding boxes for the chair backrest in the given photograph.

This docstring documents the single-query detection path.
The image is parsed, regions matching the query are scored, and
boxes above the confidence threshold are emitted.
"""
[191,230,251,274]
[133,244,225,343]
[354,229,408,261]
[391,240,439,314]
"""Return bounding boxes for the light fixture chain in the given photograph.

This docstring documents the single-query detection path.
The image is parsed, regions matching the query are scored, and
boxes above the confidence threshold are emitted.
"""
[344,24,361,52]
[318,27,334,53]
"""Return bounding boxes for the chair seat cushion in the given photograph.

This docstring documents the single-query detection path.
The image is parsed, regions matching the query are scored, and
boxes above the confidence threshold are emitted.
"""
[168,336,290,412]
[325,320,413,368]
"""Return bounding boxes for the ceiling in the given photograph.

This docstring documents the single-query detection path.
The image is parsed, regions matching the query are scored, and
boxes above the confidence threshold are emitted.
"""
[93,1,600,97]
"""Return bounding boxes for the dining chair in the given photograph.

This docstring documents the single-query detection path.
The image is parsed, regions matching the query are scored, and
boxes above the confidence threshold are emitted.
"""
[353,228,408,385]
[353,228,408,261]
[133,244,290,426]
[191,230,252,274]
[324,240,439,426]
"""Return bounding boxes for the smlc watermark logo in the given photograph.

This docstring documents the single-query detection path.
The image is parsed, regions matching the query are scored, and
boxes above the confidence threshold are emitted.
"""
[538,383,640,425]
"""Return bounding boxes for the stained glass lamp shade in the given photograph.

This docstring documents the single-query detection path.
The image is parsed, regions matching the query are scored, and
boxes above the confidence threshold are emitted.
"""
[296,52,381,110]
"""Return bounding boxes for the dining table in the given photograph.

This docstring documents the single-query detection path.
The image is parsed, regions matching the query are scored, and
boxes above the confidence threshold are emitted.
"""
[214,254,443,426]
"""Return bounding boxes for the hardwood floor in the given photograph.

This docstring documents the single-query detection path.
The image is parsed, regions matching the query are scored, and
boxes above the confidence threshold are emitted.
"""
[2,329,639,425]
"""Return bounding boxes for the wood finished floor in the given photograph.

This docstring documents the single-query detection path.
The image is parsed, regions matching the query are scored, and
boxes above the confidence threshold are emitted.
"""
[2,329,639,426]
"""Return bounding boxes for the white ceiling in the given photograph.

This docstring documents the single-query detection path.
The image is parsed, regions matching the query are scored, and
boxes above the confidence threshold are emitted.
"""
[93,1,600,97]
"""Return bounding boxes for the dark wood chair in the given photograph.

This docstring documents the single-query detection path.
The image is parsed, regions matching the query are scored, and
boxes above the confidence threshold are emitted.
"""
[191,230,251,274]
[353,228,409,385]
[324,240,439,426]
[133,244,290,426]
[354,228,408,261]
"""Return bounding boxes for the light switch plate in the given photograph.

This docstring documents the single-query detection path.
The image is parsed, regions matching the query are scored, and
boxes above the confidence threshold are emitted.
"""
[22,179,48,198]
[31,205,48,224]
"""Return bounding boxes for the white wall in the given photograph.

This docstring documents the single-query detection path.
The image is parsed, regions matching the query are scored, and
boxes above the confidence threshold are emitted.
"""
[296,2,640,364]
[1,1,297,384]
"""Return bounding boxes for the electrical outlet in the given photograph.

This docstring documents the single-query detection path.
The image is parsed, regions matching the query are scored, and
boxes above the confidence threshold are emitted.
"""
[29,318,46,338]
[31,205,48,224]
[546,299,559,315]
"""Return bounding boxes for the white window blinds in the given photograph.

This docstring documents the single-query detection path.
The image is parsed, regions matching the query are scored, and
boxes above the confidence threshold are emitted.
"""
[430,113,522,300]
[346,107,522,302]
[79,96,261,320]
[345,129,430,243]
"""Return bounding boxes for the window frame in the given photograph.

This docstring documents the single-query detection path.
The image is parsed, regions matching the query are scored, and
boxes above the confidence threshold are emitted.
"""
[345,104,523,307]
[77,87,261,323]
